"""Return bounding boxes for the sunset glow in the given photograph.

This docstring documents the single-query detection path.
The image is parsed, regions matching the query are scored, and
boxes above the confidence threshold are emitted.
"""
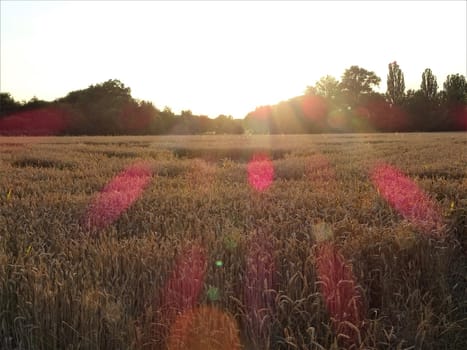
[1,1,465,118]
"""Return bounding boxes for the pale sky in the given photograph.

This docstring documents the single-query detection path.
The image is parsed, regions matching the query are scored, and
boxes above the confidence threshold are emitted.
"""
[1,1,466,118]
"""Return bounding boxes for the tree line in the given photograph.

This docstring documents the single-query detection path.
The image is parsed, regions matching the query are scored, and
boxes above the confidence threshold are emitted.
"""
[0,63,465,135]
[0,80,243,135]
[245,64,466,133]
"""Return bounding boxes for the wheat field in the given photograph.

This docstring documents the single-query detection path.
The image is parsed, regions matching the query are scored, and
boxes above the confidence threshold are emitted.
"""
[0,133,466,349]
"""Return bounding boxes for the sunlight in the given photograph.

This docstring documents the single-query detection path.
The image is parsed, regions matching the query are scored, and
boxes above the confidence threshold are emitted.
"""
[82,161,152,231]
[247,153,274,192]
[315,239,366,348]
[167,306,240,350]
[161,244,207,318]
[370,163,444,237]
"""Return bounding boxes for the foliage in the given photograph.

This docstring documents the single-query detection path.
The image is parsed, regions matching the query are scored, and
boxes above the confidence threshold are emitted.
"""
[245,65,465,134]
[1,64,466,135]
[340,65,381,106]
[421,68,438,101]
[386,61,405,105]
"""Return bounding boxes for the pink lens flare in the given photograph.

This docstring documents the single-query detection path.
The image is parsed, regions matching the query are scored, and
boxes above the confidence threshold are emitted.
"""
[82,161,152,230]
[167,306,241,350]
[301,94,328,122]
[161,245,207,317]
[0,107,70,136]
[247,153,274,192]
[316,241,366,347]
[250,105,273,120]
[244,231,276,340]
[370,164,444,237]
[142,245,207,348]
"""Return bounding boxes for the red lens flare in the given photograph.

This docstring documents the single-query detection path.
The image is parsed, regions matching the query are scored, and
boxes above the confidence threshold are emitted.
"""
[0,107,70,136]
[371,164,444,237]
[244,231,276,341]
[250,105,272,120]
[301,94,327,121]
[161,245,207,317]
[363,100,409,132]
[167,306,241,350]
[82,161,152,230]
[143,245,207,348]
[247,153,274,192]
[316,241,366,347]
[450,104,467,130]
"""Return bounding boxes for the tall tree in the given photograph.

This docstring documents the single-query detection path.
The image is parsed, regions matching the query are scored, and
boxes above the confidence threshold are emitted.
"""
[420,68,438,101]
[443,74,467,104]
[0,93,22,117]
[386,61,405,105]
[340,66,381,106]
[440,74,467,130]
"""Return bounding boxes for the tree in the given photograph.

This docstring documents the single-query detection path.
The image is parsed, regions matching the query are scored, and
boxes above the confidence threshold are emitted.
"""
[313,75,341,99]
[340,66,381,106]
[386,61,405,105]
[443,74,466,104]
[59,79,134,134]
[0,93,22,117]
[441,74,467,130]
[420,68,438,101]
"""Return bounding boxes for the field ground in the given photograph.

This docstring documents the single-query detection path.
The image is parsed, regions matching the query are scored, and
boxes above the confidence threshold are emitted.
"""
[0,133,466,349]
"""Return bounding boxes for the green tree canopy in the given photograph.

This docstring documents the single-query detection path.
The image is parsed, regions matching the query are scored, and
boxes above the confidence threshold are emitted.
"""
[420,68,438,101]
[313,75,341,99]
[386,61,405,105]
[340,65,381,105]
[443,74,467,104]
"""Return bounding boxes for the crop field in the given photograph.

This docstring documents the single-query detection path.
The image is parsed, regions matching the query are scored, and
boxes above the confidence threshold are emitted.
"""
[0,133,466,350]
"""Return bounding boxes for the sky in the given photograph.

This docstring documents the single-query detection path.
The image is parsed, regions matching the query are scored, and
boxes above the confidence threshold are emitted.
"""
[1,1,466,119]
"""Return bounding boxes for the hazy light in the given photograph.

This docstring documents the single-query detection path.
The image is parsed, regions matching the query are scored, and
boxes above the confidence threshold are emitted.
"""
[301,94,328,122]
[161,245,207,318]
[3,2,464,117]
[167,306,241,350]
[371,164,444,237]
[82,161,152,230]
[0,107,70,136]
[315,240,366,347]
[247,153,274,192]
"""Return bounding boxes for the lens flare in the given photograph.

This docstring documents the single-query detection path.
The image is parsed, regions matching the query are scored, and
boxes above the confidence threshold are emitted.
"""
[82,161,152,230]
[247,153,274,192]
[0,107,70,136]
[244,230,276,342]
[167,306,241,350]
[370,164,444,237]
[315,241,366,347]
[327,110,347,130]
[301,94,327,121]
[161,245,207,317]
[144,245,207,348]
